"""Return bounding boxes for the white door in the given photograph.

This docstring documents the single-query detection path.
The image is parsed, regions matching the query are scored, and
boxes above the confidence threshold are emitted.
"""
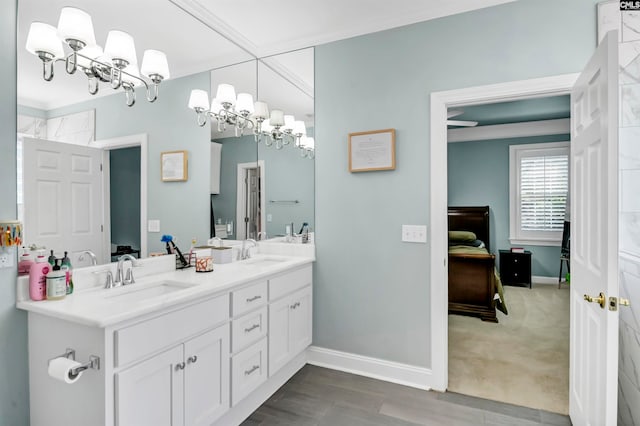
[116,345,184,426]
[184,326,230,426]
[569,31,619,425]
[23,138,104,266]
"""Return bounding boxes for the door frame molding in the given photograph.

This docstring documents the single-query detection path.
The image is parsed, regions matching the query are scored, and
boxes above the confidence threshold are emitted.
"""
[429,73,578,392]
[236,160,266,240]
[94,133,149,263]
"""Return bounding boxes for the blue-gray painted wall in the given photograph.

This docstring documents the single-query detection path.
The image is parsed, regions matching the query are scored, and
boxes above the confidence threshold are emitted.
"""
[46,73,212,254]
[314,0,599,367]
[0,1,29,425]
[17,104,47,119]
[448,135,570,277]
[110,147,141,250]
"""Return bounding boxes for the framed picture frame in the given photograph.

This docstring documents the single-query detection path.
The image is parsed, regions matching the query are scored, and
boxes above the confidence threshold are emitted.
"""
[161,150,188,182]
[348,128,396,172]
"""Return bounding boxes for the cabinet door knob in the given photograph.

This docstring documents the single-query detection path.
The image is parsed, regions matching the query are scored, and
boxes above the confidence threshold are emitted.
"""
[175,362,186,371]
[187,355,198,364]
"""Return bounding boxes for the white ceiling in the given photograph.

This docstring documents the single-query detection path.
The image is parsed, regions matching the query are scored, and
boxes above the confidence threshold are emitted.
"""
[17,0,515,110]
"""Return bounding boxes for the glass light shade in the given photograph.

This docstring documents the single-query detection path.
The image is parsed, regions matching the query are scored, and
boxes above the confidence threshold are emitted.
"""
[262,119,273,133]
[210,98,223,114]
[253,101,269,119]
[76,45,103,69]
[235,93,255,114]
[270,110,285,126]
[188,89,210,110]
[57,7,96,46]
[293,120,306,136]
[26,22,64,59]
[216,84,236,106]
[141,49,170,79]
[303,137,315,150]
[282,115,295,132]
[104,30,137,65]
[122,63,142,86]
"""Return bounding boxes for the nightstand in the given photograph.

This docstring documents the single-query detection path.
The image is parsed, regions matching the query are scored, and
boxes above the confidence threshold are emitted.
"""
[499,250,532,288]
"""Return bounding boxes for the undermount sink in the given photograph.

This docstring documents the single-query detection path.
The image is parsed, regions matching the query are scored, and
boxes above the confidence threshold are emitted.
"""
[102,281,195,303]
[239,257,288,267]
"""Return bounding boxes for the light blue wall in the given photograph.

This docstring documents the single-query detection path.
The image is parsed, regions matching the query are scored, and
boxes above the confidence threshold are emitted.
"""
[0,1,29,425]
[448,135,569,277]
[17,104,47,119]
[110,147,141,250]
[47,73,212,253]
[315,0,599,367]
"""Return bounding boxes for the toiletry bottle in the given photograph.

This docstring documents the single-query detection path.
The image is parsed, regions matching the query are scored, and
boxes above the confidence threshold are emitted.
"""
[47,249,56,266]
[188,239,197,266]
[18,248,35,276]
[29,254,50,301]
[46,260,66,300]
[61,251,74,294]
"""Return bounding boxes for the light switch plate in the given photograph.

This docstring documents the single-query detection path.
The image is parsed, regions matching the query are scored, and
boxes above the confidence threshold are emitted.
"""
[148,220,160,233]
[267,214,273,222]
[402,225,427,243]
[0,252,15,268]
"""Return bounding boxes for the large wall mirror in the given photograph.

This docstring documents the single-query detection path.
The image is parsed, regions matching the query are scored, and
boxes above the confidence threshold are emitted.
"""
[15,0,314,267]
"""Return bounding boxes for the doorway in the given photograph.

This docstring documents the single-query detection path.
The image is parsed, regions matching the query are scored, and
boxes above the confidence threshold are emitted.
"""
[236,160,266,240]
[445,96,571,413]
[429,74,579,396]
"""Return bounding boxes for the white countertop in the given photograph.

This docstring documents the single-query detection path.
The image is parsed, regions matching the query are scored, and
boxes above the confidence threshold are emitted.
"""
[16,254,313,328]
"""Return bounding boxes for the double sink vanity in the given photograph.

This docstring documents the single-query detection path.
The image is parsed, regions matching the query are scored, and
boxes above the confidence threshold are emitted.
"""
[16,242,314,426]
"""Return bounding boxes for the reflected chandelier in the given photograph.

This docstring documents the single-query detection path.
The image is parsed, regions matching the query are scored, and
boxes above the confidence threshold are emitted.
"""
[25,7,170,107]
[188,85,315,159]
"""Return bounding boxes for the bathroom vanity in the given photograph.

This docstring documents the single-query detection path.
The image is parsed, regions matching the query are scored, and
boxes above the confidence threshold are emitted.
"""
[17,252,313,426]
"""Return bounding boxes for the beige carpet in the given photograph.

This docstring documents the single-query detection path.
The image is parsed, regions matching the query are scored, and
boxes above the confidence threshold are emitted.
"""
[448,284,570,415]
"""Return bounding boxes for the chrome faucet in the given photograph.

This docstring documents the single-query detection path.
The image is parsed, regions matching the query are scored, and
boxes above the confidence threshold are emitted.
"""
[79,250,98,266]
[116,254,139,286]
[241,239,257,260]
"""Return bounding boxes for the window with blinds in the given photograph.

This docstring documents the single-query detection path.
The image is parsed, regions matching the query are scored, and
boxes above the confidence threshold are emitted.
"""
[509,141,570,245]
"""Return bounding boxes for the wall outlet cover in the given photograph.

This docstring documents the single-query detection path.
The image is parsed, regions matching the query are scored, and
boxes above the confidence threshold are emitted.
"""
[402,225,428,243]
[148,219,160,233]
[0,252,15,268]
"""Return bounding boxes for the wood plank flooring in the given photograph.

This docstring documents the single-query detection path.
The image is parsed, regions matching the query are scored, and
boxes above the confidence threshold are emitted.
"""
[242,365,572,425]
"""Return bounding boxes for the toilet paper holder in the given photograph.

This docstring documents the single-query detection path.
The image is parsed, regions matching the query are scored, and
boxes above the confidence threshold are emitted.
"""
[53,348,101,377]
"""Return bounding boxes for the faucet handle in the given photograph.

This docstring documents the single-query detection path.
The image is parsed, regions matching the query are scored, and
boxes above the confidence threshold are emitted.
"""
[93,270,115,289]
[125,268,135,285]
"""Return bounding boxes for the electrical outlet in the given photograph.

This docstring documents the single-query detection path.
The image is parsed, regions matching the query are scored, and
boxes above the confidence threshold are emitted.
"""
[148,220,160,233]
[0,252,15,268]
[267,214,273,222]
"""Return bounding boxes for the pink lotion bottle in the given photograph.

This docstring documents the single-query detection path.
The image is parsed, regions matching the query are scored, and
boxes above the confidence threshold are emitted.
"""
[29,254,50,301]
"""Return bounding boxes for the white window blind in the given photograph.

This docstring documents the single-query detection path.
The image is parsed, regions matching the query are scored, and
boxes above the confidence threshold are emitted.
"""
[509,141,570,246]
[520,154,568,232]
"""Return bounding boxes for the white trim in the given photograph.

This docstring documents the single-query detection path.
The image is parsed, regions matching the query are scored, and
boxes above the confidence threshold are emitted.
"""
[532,275,564,285]
[430,73,578,392]
[447,118,570,143]
[94,134,149,262]
[306,346,432,390]
[509,239,562,247]
[235,160,266,240]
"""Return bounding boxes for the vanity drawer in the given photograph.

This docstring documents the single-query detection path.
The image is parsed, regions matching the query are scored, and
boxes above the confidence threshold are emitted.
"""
[114,294,229,367]
[231,280,267,316]
[269,265,312,301]
[231,337,268,406]
[231,306,267,353]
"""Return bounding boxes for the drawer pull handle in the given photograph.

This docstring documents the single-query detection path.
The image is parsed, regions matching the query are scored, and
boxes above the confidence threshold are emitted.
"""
[187,355,198,364]
[244,365,260,376]
[175,362,185,371]
[245,324,260,333]
[246,295,262,303]
[290,302,301,310]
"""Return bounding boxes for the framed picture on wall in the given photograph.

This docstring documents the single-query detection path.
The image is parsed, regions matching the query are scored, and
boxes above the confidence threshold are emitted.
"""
[161,150,188,182]
[348,128,396,172]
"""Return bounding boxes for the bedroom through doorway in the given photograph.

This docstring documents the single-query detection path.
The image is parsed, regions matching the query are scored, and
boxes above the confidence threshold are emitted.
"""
[445,96,571,415]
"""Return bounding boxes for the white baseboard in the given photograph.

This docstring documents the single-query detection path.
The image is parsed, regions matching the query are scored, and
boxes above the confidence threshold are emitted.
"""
[306,346,432,390]
[532,275,564,285]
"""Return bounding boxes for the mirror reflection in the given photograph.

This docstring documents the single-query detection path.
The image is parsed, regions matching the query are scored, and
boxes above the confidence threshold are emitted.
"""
[16,1,315,268]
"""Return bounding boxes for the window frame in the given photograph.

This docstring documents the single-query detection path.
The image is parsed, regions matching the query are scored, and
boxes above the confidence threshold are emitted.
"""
[509,141,570,246]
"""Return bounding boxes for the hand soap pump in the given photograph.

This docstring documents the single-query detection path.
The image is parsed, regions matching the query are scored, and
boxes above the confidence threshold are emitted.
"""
[61,251,74,295]
[29,252,50,301]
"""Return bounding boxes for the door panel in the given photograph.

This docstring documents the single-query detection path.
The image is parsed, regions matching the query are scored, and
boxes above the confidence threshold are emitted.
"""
[569,30,619,426]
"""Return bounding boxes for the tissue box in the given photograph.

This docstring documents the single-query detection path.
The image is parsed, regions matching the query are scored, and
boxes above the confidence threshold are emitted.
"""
[211,246,233,264]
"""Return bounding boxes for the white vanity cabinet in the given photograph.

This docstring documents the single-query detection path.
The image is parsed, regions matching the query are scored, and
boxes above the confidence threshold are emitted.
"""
[116,325,230,426]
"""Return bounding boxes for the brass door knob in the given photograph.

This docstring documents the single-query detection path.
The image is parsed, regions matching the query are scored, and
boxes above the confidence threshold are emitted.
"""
[584,292,606,309]
[620,298,631,307]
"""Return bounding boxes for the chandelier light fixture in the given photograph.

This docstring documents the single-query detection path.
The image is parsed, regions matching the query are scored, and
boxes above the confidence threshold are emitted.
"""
[188,84,315,158]
[25,7,170,107]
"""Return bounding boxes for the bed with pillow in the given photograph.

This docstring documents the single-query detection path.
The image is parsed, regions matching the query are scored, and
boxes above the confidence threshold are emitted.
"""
[448,206,507,322]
